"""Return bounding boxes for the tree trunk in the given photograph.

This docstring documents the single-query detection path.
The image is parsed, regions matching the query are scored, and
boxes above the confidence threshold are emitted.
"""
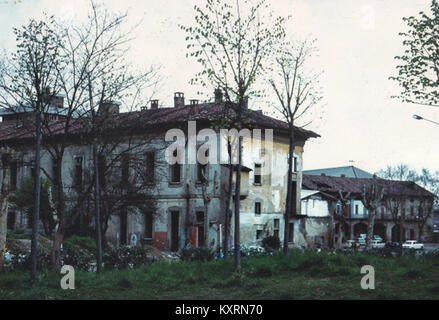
[50,157,66,268]
[0,152,12,272]
[30,111,43,282]
[366,209,375,249]
[93,143,103,273]
[233,135,242,275]
[223,139,234,257]
[283,125,294,255]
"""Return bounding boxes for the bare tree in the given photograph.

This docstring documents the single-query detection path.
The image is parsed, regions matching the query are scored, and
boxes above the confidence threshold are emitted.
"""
[181,0,286,274]
[268,38,323,254]
[0,148,14,272]
[416,197,434,241]
[361,183,384,249]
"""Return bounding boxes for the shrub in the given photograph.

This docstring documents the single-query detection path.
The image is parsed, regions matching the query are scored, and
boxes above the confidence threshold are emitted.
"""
[261,235,281,251]
[5,247,51,271]
[103,246,152,269]
[181,247,215,262]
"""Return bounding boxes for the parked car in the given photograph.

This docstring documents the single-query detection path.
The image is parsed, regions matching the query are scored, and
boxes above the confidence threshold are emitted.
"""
[371,240,385,249]
[402,240,424,250]
[373,235,383,242]
[356,238,366,247]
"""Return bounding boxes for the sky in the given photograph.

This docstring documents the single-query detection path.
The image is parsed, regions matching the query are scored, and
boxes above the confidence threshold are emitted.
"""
[0,0,438,174]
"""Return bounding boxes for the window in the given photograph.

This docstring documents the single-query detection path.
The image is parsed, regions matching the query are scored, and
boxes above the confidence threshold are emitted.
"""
[336,203,341,214]
[256,229,263,240]
[288,223,294,242]
[197,149,208,183]
[98,155,106,188]
[170,149,181,183]
[10,160,17,191]
[355,204,359,215]
[273,219,280,239]
[121,154,130,183]
[30,160,36,179]
[254,163,262,184]
[73,156,83,189]
[255,202,261,216]
[196,211,205,247]
[144,212,153,239]
[145,152,155,183]
[410,206,414,216]
[171,163,181,183]
[293,157,298,172]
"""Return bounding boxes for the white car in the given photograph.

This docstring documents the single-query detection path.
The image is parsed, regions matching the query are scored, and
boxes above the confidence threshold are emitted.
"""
[402,240,424,250]
[371,240,385,249]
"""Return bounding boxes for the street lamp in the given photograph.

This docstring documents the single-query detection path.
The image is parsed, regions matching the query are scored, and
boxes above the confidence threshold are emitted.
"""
[412,114,439,126]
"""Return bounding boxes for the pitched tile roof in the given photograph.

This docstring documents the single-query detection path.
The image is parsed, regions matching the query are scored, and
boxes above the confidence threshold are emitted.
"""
[0,103,320,144]
[302,174,435,198]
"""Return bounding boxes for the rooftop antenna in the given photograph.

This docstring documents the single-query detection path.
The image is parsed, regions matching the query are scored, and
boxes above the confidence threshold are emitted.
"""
[349,160,355,166]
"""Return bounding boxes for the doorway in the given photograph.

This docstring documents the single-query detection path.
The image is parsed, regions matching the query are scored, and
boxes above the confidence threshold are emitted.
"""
[120,210,127,245]
[170,210,180,251]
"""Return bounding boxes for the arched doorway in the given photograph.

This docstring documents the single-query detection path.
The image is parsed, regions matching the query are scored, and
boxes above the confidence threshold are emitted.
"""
[353,222,367,238]
[391,225,406,243]
[373,223,386,241]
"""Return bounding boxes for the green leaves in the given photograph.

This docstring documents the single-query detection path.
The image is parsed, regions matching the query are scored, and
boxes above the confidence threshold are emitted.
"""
[391,0,439,106]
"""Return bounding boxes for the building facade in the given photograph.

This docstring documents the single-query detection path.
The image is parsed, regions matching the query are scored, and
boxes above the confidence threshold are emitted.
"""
[0,91,319,252]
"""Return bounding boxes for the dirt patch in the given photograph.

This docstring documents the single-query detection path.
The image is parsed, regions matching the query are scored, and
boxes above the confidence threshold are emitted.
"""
[7,235,53,254]
[144,245,180,261]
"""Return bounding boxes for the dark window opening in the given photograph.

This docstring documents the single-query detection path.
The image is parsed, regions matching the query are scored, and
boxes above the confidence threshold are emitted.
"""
[170,210,180,251]
[144,212,153,239]
[288,223,294,242]
[10,161,17,191]
[254,163,262,184]
[73,156,83,190]
[145,152,155,183]
[291,181,297,215]
[293,157,298,172]
[256,229,263,240]
[7,211,16,230]
[171,164,181,183]
[98,155,106,189]
[120,209,128,245]
[273,218,280,238]
[255,202,261,216]
[30,160,36,179]
[121,154,130,183]
[196,211,205,247]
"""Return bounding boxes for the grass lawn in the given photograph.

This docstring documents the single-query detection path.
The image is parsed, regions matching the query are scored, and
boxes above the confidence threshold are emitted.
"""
[1,249,439,300]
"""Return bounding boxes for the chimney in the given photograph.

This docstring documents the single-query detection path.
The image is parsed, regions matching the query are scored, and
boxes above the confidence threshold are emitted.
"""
[190,99,199,106]
[151,99,159,110]
[43,94,64,108]
[214,88,223,104]
[98,101,120,115]
[174,92,185,108]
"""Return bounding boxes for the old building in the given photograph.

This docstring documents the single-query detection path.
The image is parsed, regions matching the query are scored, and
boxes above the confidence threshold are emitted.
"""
[0,91,319,252]
[300,174,436,246]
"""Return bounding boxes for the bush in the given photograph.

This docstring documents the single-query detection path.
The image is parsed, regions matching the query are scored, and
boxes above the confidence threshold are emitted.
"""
[181,247,215,262]
[5,247,51,271]
[261,236,281,251]
[103,246,152,269]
